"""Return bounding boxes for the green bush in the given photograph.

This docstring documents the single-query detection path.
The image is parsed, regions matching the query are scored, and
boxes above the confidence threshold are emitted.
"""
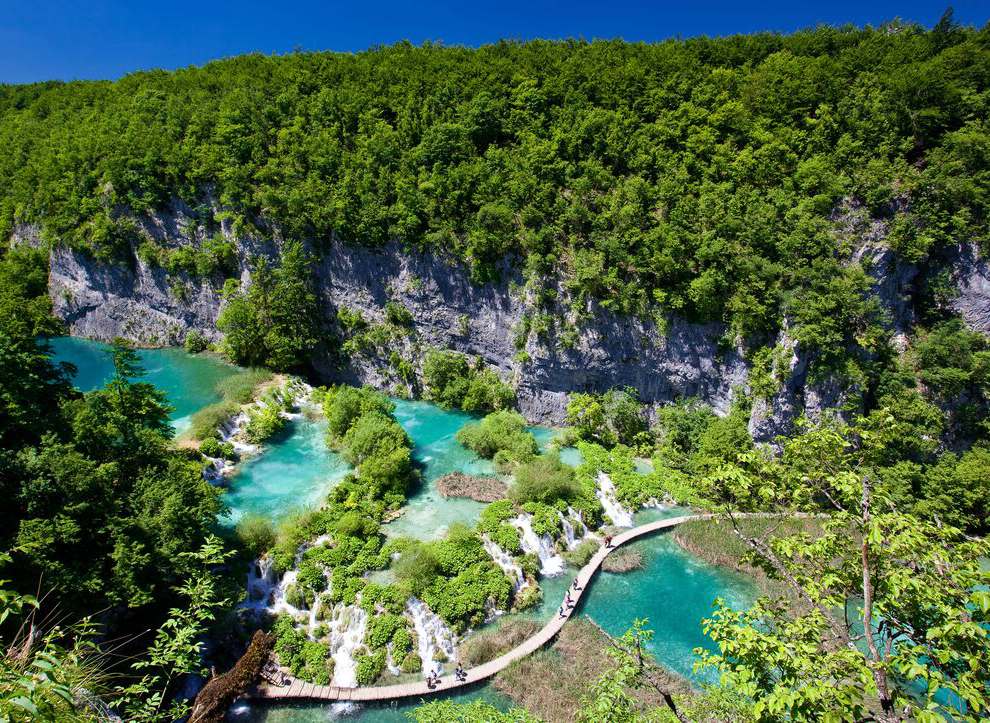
[184,330,209,353]
[563,538,600,567]
[510,454,581,505]
[355,649,387,685]
[401,652,422,674]
[244,403,286,443]
[198,435,234,459]
[236,514,277,557]
[384,301,414,326]
[457,410,538,470]
[423,349,514,413]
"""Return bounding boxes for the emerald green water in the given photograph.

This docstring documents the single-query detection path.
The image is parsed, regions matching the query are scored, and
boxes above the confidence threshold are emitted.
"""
[222,416,351,524]
[51,337,759,721]
[48,336,241,435]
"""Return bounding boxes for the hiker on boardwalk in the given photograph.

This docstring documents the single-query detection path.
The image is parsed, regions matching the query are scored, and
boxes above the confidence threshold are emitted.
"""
[604,534,613,548]
[455,663,467,682]
[564,590,573,608]
[558,604,566,618]
[427,670,439,689]
[571,577,581,591]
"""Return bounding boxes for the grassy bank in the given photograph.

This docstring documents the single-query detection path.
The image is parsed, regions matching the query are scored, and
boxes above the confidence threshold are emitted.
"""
[672,516,823,604]
[492,618,690,723]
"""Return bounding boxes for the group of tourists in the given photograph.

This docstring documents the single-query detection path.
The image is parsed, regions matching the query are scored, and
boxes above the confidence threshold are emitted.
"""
[426,663,468,689]
[558,576,582,618]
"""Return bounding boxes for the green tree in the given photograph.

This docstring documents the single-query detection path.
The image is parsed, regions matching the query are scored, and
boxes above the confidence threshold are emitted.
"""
[700,420,990,722]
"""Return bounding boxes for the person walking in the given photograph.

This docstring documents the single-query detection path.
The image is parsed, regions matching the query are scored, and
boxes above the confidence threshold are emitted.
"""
[455,663,467,682]
[565,590,573,608]
[558,604,566,618]
[571,577,581,591]
[604,534,613,548]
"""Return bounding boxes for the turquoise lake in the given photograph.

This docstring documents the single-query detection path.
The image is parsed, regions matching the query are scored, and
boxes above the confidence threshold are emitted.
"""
[48,338,757,722]
[48,336,241,436]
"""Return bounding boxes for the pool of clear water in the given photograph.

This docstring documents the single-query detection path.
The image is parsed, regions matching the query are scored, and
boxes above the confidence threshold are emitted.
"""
[48,336,242,436]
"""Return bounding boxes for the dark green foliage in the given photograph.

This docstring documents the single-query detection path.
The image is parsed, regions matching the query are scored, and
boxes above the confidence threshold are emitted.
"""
[510,454,582,505]
[456,410,538,471]
[653,399,719,470]
[235,514,277,557]
[384,301,413,326]
[323,385,396,448]
[423,349,515,413]
[567,388,648,450]
[0,246,62,337]
[0,332,223,620]
[198,435,233,459]
[913,319,990,399]
[5,29,986,348]
[355,649,387,685]
[217,241,319,371]
[272,614,334,684]
[184,330,209,353]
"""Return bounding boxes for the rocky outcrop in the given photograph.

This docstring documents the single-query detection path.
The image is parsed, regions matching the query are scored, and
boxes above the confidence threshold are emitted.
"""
[36,198,990,434]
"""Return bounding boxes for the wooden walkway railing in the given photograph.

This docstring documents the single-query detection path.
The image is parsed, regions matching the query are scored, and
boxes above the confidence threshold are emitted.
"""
[245,512,715,704]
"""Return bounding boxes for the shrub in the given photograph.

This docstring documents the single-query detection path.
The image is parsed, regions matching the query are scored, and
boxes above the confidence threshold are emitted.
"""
[563,538,600,567]
[456,410,538,470]
[324,386,395,447]
[423,349,514,413]
[384,301,414,326]
[184,330,209,353]
[510,454,581,505]
[236,514,277,556]
[401,652,422,673]
[355,650,387,685]
[199,435,234,459]
[244,403,286,443]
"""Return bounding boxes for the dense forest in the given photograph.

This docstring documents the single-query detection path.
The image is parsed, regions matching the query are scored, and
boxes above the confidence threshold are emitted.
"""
[1,17,988,350]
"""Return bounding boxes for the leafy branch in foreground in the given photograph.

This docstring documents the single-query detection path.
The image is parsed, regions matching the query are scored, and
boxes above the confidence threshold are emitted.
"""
[699,416,990,722]
[0,551,105,722]
[110,535,234,722]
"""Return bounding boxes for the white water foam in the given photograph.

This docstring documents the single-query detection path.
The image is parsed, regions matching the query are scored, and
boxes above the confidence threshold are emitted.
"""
[482,535,527,592]
[511,515,565,577]
[408,598,457,678]
[596,472,634,527]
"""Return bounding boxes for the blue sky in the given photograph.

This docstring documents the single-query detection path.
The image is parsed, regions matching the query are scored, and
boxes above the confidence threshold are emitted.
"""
[3,1,988,84]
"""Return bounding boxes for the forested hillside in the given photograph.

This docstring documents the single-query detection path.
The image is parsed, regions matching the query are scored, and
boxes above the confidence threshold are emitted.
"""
[2,19,988,347]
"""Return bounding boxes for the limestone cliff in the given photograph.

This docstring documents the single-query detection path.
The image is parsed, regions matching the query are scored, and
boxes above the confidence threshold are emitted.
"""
[29,200,990,439]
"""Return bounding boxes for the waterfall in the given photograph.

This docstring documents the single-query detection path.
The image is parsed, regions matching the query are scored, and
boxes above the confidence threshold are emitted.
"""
[596,472,634,527]
[558,511,582,548]
[241,557,278,612]
[407,598,457,678]
[481,535,527,592]
[325,603,368,688]
[511,515,565,577]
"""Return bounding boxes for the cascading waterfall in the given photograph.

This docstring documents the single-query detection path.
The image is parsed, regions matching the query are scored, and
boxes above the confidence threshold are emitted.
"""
[408,598,457,678]
[558,511,578,548]
[242,556,278,612]
[511,515,565,576]
[596,472,634,527]
[482,535,527,592]
[325,603,368,688]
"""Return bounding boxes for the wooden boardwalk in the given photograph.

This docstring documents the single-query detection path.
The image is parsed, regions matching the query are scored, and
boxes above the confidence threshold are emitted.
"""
[245,512,714,704]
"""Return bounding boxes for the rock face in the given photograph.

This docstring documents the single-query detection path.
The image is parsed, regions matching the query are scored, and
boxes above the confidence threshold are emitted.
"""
[36,201,990,437]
